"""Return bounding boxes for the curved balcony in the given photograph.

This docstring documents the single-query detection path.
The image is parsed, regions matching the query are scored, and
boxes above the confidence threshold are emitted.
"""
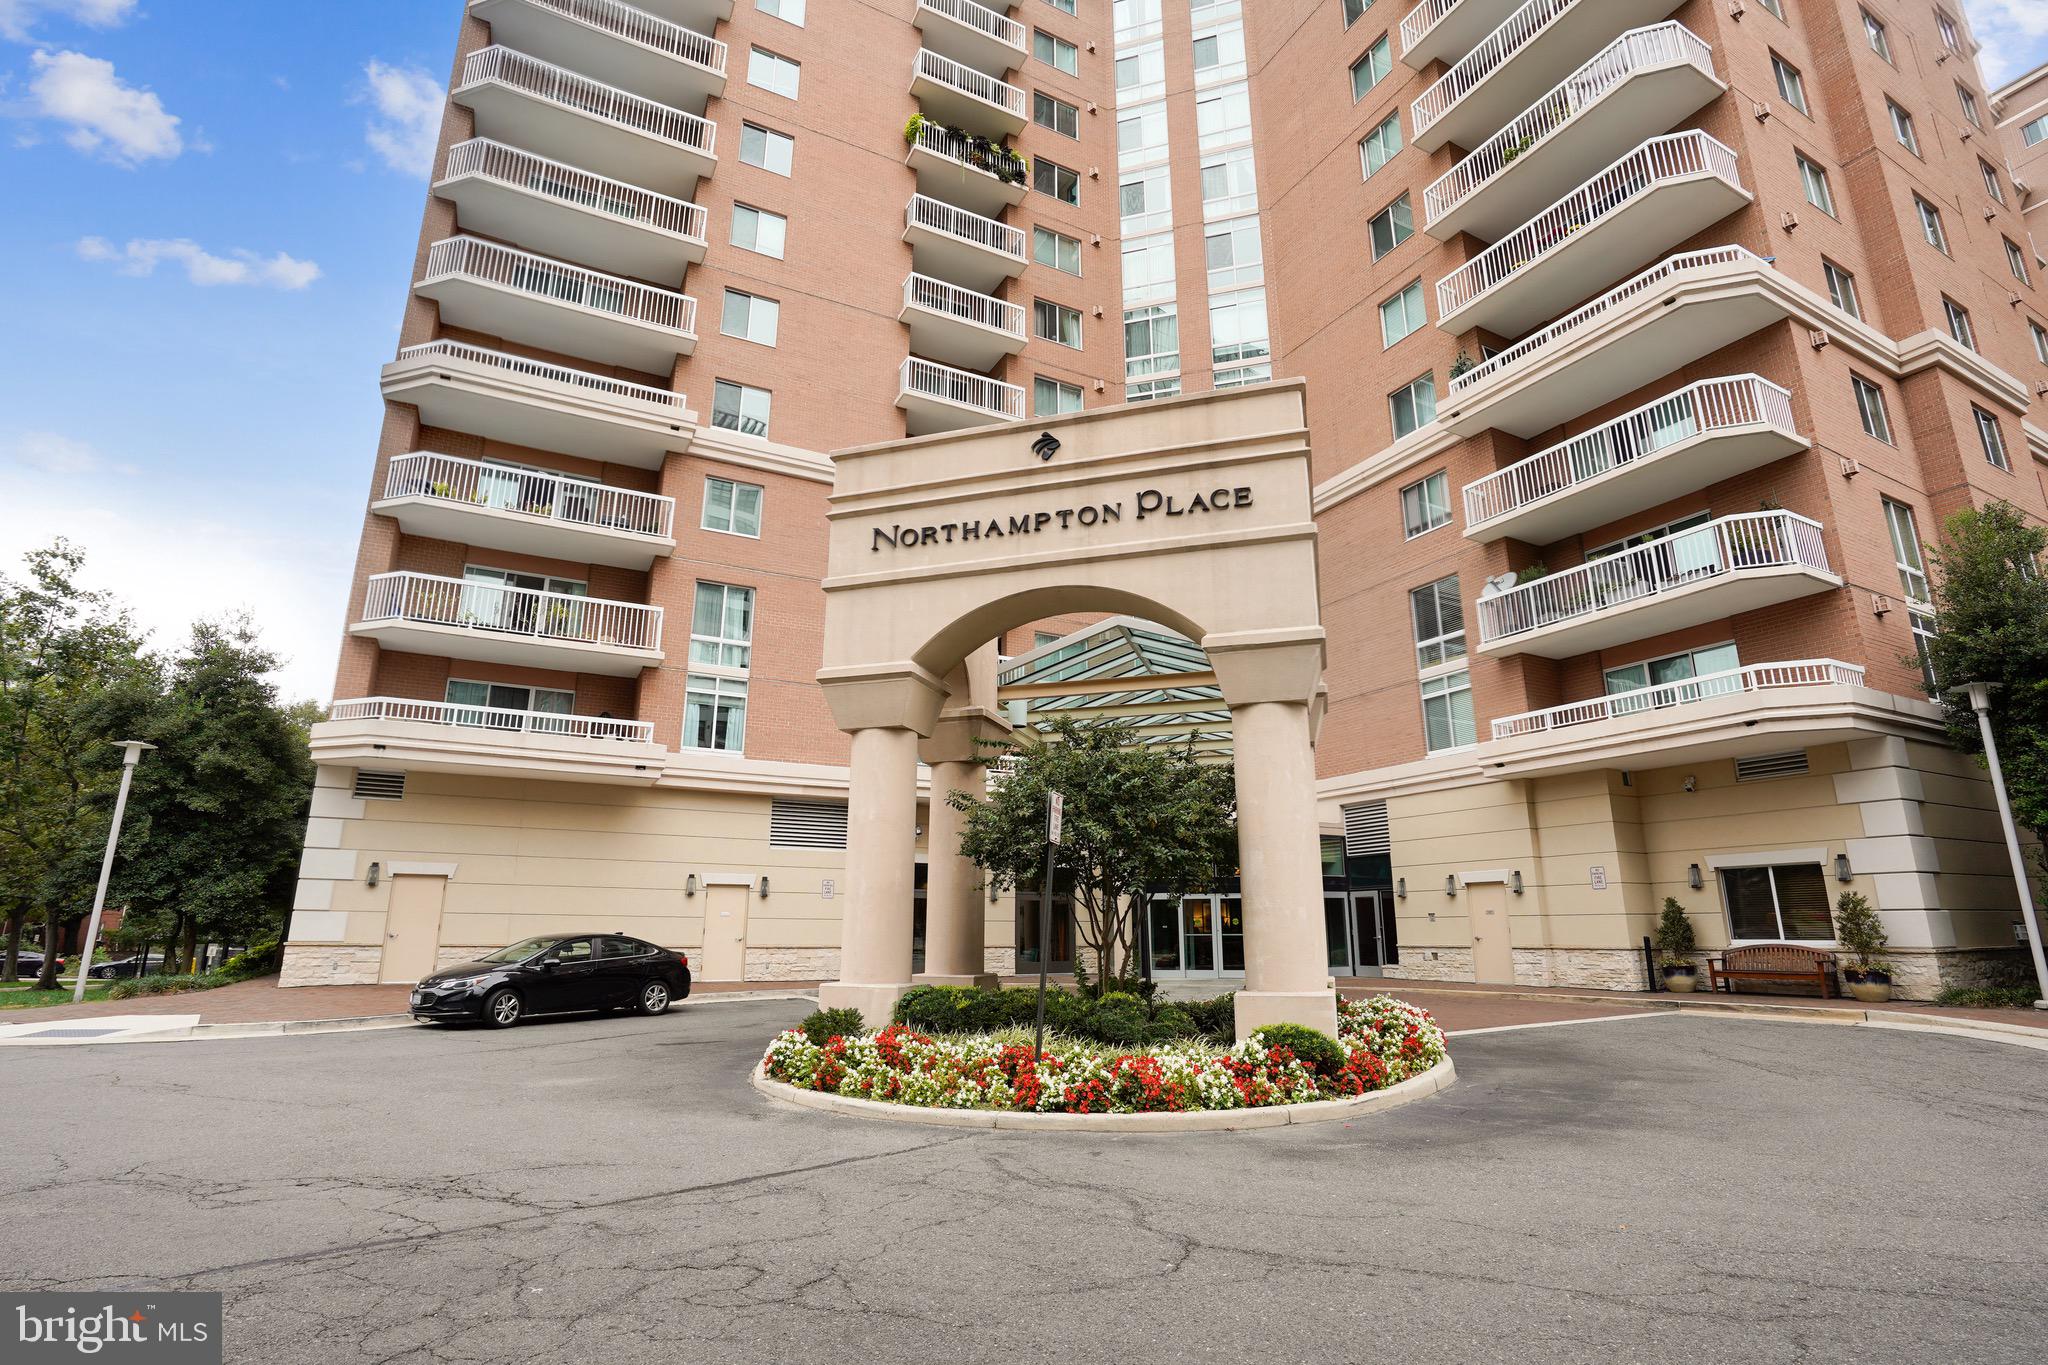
[915,0,1027,77]
[1437,131,1748,338]
[1475,511,1840,658]
[318,698,666,786]
[1491,660,1867,740]
[911,48,1027,137]
[897,356,1025,435]
[904,121,1029,217]
[898,271,1026,370]
[1463,376,1805,546]
[416,236,697,372]
[352,571,664,676]
[1425,24,1723,243]
[1401,0,1524,71]
[435,139,706,284]
[468,0,727,107]
[453,47,715,195]
[381,340,692,468]
[1410,0,1679,153]
[627,0,732,28]
[374,451,678,569]
[903,192,1027,291]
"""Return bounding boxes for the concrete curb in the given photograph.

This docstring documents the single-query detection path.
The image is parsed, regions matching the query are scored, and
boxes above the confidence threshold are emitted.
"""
[749,1055,1458,1132]
[1367,981,2047,1036]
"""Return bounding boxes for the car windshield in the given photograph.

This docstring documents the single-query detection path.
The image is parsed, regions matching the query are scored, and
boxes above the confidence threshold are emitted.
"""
[479,937,562,964]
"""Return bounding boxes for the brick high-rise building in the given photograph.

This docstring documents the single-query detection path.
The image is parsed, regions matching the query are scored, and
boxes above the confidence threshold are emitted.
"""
[288,0,2046,1002]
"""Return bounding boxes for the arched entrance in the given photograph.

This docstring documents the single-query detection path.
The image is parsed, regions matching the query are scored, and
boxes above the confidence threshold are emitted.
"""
[815,382,1334,1040]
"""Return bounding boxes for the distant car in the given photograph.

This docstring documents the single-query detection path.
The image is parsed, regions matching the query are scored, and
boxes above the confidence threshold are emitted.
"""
[410,934,691,1028]
[7,952,65,979]
[86,955,164,980]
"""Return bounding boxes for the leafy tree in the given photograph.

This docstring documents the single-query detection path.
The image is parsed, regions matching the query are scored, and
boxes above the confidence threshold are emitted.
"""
[948,718,1237,997]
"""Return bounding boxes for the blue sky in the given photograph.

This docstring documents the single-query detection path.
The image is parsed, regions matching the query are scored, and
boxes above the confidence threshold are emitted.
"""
[1,1,2045,703]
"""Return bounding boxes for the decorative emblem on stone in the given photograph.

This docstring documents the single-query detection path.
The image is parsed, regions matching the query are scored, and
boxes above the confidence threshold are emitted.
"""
[1031,431,1061,462]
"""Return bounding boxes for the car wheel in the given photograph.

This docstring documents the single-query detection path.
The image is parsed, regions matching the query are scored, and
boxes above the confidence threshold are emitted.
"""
[637,981,671,1016]
[482,987,523,1028]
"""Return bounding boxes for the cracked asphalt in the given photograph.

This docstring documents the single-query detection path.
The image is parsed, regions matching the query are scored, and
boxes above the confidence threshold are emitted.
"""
[3,1000,2044,1364]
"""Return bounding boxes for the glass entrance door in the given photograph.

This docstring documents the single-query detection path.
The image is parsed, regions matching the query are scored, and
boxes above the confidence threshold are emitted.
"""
[1149,893,1243,979]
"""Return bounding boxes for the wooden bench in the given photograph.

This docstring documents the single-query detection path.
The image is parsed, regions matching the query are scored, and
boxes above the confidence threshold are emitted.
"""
[1706,944,1838,998]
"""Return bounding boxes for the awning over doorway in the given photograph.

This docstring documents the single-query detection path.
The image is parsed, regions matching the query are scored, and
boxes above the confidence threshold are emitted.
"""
[995,616,1230,757]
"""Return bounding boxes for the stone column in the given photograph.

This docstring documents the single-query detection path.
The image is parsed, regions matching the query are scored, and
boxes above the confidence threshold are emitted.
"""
[915,756,997,987]
[817,724,922,1024]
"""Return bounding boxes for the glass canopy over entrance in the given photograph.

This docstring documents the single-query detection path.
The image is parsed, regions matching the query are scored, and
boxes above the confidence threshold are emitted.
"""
[995,616,1230,757]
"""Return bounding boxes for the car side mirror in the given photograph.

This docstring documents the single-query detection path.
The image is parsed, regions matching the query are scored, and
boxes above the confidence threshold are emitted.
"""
[539,958,558,971]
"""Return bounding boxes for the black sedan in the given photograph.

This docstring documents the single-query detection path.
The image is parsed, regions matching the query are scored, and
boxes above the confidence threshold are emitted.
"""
[87,954,164,980]
[410,934,691,1028]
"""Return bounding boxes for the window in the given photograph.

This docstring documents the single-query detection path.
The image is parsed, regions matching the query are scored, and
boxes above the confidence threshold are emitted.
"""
[1883,498,1929,603]
[1034,157,1080,204]
[1034,91,1080,138]
[1213,362,1270,388]
[1974,406,2011,471]
[701,471,765,538]
[1956,83,1981,129]
[1195,83,1252,148]
[1913,195,1947,253]
[1887,100,1918,155]
[1936,8,1961,50]
[1721,863,1834,941]
[1344,0,1372,25]
[1420,671,1475,752]
[1122,232,1175,302]
[690,582,754,669]
[1033,376,1083,416]
[738,122,794,176]
[730,204,787,259]
[1034,298,1083,347]
[1359,111,1401,178]
[1118,102,1169,166]
[747,47,800,99]
[2007,238,2032,286]
[1204,217,1262,290]
[1982,159,2005,204]
[1115,0,1161,33]
[1756,0,1782,16]
[684,676,747,752]
[1124,303,1179,381]
[2032,320,2048,365]
[1349,35,1391,101]
[1201,145,1258,215]
[1943,296,1975,351]
[1410,575,1464,668]
[1401,471,1450,538]
[757,0,803,24]
[1121,166,1171,231]
[720,289,779,346]
[710,383,772,442]
[1034,29,1078,74]
[1771,54,1807,115]
[1796,153,1834,215]
[1851,374,1891,443]
[1045,0,1076,12]
[444,679,573,724]
[1860,8,1891,62]
[1586,511,1711,563]
[1192,26,1245,81]
[1822,259,1860,319]
[1116,43,1164,96]
[1368,193,1413,258]
[1379,279,1426,348]
[1602,642,1740,706]
[1128,376,1181,401]
[1033,226,1082,275]
[1390,372,1435,438]
[1208,288,1268,366]
[1909,608,1937,691]
[2027,115,2048,148]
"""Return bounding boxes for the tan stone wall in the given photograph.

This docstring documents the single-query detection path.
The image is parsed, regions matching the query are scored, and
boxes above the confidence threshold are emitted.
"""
[279,946,384,988]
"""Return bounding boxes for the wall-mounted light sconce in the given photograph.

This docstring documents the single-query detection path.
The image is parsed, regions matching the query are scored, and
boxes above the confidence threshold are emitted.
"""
[989,881,1001,904]
[366,862,381,888]
[1834,853,1853,883]
[758,876,772,899]
[1510,871,1524,895]
[1683,775,1698,793]
[1444,875,1457,897]
[684,873,699,898]
[1395,877,1407,900]
[1688,864,1704,890]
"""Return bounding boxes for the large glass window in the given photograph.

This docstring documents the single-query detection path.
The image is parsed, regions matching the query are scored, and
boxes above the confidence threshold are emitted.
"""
[1883,498,1928,603]
[690,582,754,669]
[1034,158,1081,204]
[1121,232,1176,303]
[1822,259,1859,319]
[1359,112,1401,178]
[1034,226,1082,275]
[1034,29,1078,74]
[1200,146,1258,216]
[1914,195,1948,253]
[1796,153,1834,215]
[1034,91,1080,138]
[730,204,787,260]
[1033,376,1083,416]
[1349,35,1391,101]
[738,122,793,176]
[1118,102,1169,166]
[710,382,771,440]
[1602,642,1740,710]
[1208,288,1268,367]
[1401,471,1450,538]
[1389,372,1435,437]
[757,0,803,24]
[1974,406,2011,471]
[1124,303,1179,382]
[747,47,800,98]
[1035,298,1083,348]
[1860,8,1891,62]
[1121,166,1172,233]
[721,289,780,346]
[1771,54,1807,115]
[1192,25,1245,83]
[1722,863,1834,941]
[1887,99,1918,155]
[1852,375,1891,443]
[1420,671,1475,752]
[1369,193,1413,259]
[1195,84,1252,149]
[684,676,747,752]
[703,475,764,536]
[1943,297,1975,351]
[444,679,573,725]
[1379,279,1426,348]
[1204,217,1262,290]
[1409,575,1464,669]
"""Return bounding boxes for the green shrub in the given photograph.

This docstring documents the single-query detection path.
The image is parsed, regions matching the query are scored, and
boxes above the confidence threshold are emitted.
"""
[1251,1023,1345,1078]
[1084,992,1151,1046]
[107,972,217,1001]
[1654,898,1697,968]
[1831,892,1889,973]
[799,1007,866,1045]
[1180,992,1237,1042]
[1144,1005,1198,1044]
[1934,984,2041,1009]
[218,940,282,983]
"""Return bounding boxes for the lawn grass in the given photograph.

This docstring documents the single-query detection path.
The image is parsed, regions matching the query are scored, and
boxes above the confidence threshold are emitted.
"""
[0,984,113,1010]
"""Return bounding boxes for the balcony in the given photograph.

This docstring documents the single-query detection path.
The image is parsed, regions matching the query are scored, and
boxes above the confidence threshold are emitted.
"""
[1441,247,1794,438]
[374,451,678,569]
[352,571,664,676]
[1401,0,1524,70]
[625,0,732,28]
[1411,0,1679,154]
[415,236,697,373]
[911,49,1027,137]
[381,340,693,469]
[897,356,1025,435]
[1436,132,1749,339]
[914,0,1027,77]
[1475,511,1840,659]
[904,120,1029,217]
[468,0,727,107]
[1425,24,1723,243]
[903,192,1027,291]
[1463,377,1805,546]
[898,272,1026,370]
[435,139,706,285]
[1492,660,1867,740]
[317,698,666,786]
[453,47,716,195]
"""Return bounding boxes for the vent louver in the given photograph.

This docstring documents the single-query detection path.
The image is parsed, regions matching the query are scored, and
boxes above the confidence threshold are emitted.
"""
[1343,801,1391,858]
[1735,751,1809,782]
[353,770,407,801]
[770,799,849,849]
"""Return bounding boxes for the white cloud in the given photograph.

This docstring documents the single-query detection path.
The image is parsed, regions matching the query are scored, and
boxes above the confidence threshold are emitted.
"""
[358,60,442,177]
[6,430,106,475]
[26,48,181,166]
[1967,0,2048,85]
[0,0,137,43]
[77,235,322,289]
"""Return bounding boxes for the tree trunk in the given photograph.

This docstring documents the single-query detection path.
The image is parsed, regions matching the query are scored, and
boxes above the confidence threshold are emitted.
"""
[2,914,21,982]
[178,917,199,976]
[35,906,61,989]
[161,911,185,975]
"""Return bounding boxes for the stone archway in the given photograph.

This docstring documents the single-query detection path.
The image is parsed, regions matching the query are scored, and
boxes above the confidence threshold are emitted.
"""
[815,382,1334,1040]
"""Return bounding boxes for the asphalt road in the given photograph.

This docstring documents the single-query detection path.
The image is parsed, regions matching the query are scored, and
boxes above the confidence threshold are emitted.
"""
[4,1001,2044,1364]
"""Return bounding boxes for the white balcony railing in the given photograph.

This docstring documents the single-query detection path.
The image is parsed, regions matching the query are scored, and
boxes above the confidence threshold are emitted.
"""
[1401,0,1467,54]
[900,356,1025,418]
[393,339,685,409]
[1476,511,1831,645]
[1437,131,1741,321]
[915,48,1027,117]
[384,452,676,539]
[495,0,727,77]
[1463,376,1794,528]
[330,696,655,744]
[423,236,697,335]
[1450,245,1764,395]
[919,0,1026,48]
[442,138,707,242]
[1413,0,1590,137]
[908,119,1029,184]
[1490,659,1866,739]
[361,571,663,651]
[902,271,1026,335]
[1424,23,1714,228]
[459,46,716,155]
[906,193,1027,258]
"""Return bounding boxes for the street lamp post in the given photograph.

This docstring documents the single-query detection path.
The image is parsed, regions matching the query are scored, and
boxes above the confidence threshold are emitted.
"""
[1948,683,2048,1010]
[72,740,155,1003]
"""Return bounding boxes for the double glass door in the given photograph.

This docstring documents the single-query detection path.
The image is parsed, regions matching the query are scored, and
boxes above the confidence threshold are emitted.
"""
[1147,894,1244,979]
[1325,890,1390,977]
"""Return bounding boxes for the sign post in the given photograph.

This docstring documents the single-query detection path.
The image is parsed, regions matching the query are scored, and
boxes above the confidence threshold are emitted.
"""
[1033,791,1064,1059]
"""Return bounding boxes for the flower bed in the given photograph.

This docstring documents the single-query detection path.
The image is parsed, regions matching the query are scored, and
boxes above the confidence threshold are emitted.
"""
[760,995,1448,1116]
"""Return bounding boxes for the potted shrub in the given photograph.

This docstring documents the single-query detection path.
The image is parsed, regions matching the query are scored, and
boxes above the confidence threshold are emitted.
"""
[1655,897,1699,992]
[1833,890,1892,1003]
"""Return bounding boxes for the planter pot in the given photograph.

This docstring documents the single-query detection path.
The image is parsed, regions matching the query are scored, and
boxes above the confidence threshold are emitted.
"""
[1662,968,1698,994]
[1845,977,1892,1004]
